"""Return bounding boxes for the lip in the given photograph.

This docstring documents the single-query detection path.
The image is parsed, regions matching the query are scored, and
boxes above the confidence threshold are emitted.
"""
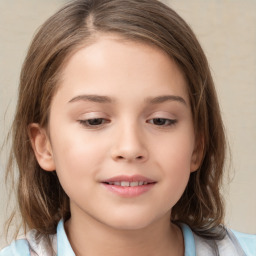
[103,175,155,183]
[101,175,156,198]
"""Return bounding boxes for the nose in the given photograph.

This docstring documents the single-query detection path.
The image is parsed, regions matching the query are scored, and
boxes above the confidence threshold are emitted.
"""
[111,123,148,163]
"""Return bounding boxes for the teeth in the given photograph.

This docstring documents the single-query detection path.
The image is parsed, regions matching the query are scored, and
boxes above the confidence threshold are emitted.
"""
[130,181,139,187]
[121,181,129,187]
[107,181,150,187]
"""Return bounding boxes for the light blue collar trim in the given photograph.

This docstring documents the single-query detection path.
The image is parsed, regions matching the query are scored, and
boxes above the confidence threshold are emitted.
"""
[231,229,256,255]
[57,220,75,256]
[180,223,196,256]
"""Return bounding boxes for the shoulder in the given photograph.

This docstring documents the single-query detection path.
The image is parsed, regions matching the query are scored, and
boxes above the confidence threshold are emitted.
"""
[0,230,57,256]
[0,220,72,256]
[231,229,256,255]
[193,227,256,256]
[0,239,30,256]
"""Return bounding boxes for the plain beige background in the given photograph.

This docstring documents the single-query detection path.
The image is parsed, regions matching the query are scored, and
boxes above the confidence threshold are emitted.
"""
[0,0,255,247]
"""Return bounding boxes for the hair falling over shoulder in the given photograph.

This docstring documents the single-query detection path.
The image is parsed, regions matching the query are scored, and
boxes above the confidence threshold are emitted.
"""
[6,0,226,241]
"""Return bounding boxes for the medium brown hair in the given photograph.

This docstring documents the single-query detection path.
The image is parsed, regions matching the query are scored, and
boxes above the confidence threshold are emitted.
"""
[6,0,226,239]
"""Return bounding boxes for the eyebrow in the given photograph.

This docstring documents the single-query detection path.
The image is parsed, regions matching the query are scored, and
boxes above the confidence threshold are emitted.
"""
[68,94,114,104]
[68,94,187,106]
[146,95,187,106]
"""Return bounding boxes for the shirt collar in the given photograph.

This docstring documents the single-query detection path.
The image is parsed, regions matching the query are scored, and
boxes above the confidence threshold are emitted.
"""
[56,220,196,256]
[180,223,196,256]
[57,219,75,256]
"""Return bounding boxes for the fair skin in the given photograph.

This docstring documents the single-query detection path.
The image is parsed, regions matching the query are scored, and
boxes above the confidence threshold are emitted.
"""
[30,35,201,256]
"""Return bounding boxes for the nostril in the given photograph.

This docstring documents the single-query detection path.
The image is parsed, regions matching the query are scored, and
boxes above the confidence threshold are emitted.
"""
[115,155,144,161]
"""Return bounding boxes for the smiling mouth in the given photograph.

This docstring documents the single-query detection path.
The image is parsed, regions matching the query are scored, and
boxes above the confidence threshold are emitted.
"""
[103,181,153,187]
[101,175,156,197]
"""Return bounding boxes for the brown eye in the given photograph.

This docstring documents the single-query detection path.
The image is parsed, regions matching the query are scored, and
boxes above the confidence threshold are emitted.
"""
[148,118,177,126]
[79,118,109,127]
[87,118,104,126]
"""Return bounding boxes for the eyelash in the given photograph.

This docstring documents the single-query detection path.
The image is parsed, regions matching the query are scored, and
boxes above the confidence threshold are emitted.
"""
[78,118,177,128]
[147,118,177,126]
[78,118,109,128]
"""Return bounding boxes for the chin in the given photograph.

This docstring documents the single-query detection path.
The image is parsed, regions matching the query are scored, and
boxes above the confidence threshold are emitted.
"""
[111,220,150,231]
[102,211,164,231]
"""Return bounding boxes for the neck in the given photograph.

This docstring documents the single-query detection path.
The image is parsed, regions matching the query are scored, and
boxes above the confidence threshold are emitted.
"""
[65,209,184,256]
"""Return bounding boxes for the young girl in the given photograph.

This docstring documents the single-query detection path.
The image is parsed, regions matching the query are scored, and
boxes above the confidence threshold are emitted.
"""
[1,0,255,255]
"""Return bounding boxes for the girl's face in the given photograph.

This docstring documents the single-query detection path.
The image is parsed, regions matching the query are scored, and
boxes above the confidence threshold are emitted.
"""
[34,35,201,230]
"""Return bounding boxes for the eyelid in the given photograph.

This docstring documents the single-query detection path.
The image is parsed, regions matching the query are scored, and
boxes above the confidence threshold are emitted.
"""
[146,111,178,127]
[78,111,108,119]
[147,118,177,126]
[147,111,176,119]
[77,112,111,128]
[78,118,111,129]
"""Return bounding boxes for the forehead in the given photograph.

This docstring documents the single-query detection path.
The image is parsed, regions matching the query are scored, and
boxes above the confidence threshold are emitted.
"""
[55,34,189,104]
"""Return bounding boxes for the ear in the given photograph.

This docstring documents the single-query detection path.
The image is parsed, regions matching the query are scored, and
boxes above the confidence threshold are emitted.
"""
[28,123,56,171]
[190,136,204,173]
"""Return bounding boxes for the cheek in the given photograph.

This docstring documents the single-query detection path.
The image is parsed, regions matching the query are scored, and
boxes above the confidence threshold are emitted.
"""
[153,132,194,199]
[160,146,192,188]
[154,131,195,168]
[50,136,99,201]
[50,127,105,181]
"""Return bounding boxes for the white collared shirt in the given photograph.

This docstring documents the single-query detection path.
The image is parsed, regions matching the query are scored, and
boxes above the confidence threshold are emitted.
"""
[1,220,255,255]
